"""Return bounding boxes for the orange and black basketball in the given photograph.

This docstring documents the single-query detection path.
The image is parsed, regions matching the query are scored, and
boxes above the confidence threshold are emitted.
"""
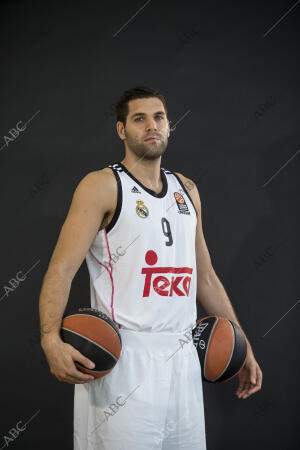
[60,307,122,379]
[192,316,247,383]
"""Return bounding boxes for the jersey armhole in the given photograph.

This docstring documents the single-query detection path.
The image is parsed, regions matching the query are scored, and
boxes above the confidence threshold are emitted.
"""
[105,167,123,234]
[172,172,198,218]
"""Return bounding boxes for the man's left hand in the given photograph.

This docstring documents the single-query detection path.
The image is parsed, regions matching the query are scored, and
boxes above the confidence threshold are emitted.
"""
[236,349,263,399]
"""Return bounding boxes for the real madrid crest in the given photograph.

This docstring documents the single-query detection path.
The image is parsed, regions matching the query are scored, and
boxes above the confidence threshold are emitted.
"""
[136,200,149,218]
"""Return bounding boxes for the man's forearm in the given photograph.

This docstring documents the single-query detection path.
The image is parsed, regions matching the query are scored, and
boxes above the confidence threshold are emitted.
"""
[196,270,253,355]
[39,267,72,346]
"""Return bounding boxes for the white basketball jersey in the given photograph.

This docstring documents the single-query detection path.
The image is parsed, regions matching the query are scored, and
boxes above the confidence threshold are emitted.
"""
[85,161,198,334]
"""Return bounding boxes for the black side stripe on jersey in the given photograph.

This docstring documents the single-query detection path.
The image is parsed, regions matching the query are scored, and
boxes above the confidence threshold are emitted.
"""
[105,165,123,234]
[172,172,198,218]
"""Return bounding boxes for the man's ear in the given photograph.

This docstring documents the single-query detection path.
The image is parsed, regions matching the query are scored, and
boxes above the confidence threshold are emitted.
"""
[116,121,126,141]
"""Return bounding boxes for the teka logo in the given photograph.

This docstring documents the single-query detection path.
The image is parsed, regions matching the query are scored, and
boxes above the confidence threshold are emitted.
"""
[141,250,193,298]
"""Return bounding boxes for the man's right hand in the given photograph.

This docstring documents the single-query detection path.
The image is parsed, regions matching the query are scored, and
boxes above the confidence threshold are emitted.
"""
[41,334,95,384]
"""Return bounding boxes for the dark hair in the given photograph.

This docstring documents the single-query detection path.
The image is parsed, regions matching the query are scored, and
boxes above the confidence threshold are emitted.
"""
[115,86,168,126]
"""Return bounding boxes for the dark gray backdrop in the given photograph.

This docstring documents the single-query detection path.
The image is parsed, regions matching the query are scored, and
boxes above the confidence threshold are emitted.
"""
[0,0,299,449]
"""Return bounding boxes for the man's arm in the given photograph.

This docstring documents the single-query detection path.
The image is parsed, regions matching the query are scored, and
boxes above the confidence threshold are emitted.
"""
[39,169,116,384]
[174,172,252,354]
[175,172,263,399]
[39,169,115,344]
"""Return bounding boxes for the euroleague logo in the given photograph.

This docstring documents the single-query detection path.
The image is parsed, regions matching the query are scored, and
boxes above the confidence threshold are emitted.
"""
[174,192,190,215]
[141,250,192,298]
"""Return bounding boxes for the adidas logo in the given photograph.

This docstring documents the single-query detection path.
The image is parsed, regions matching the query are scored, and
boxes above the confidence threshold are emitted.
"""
[131,186,141,193]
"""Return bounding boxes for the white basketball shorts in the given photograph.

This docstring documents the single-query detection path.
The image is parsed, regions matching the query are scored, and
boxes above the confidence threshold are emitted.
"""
[74,328,207,450]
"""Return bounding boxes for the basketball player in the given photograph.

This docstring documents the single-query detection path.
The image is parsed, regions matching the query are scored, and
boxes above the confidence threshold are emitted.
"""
[39,86,263,450]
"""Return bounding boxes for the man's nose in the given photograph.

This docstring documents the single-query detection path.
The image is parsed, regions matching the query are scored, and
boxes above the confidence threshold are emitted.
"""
[145,118,158,131]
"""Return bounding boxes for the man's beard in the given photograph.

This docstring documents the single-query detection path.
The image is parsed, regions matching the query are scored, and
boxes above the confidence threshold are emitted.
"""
[124,132,168,161]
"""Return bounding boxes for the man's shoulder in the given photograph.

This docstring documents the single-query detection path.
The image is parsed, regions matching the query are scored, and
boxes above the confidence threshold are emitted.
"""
[173,171,197,194]
[173,171,192,184]
[75,167,117,204]
[84,166,116,185]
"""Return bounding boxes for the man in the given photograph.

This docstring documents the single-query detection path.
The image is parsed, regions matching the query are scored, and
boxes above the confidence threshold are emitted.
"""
[39,86,262,450]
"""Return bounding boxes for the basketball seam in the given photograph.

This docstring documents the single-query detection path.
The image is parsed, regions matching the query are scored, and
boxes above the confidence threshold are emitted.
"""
[61,327,119,362]
[65,314,121,342]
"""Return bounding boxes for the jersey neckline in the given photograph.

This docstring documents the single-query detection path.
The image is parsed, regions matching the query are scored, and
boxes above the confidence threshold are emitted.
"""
[117,161,168,198]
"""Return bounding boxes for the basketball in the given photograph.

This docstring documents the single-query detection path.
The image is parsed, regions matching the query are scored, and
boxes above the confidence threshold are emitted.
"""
[192,316,247,383]
[60,307,122,379]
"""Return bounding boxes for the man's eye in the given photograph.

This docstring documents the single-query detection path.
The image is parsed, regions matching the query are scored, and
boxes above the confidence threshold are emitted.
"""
[134,116,163,122]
